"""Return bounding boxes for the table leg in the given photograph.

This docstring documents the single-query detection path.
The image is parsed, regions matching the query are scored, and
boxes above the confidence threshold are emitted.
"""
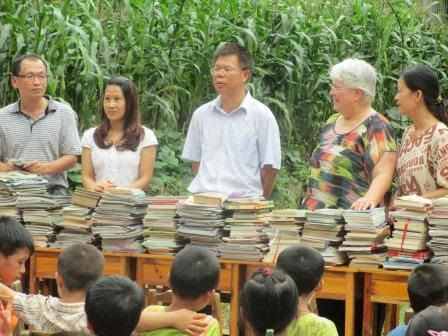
[363,273,373,336]
[230,264,240,336]
[345,272,355,336]
[29,253,36,294]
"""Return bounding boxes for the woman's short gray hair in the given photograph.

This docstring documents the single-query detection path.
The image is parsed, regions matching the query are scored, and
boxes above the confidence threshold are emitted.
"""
[329,58,377,103]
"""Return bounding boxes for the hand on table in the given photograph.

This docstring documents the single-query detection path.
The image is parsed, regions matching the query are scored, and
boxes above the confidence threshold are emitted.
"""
[94,180,117,192]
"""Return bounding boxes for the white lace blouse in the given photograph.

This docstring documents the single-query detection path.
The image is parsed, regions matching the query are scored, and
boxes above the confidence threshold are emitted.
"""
[81,126,158,187]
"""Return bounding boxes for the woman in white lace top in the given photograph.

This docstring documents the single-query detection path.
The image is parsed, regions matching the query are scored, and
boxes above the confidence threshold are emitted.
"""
[81,76,157,192]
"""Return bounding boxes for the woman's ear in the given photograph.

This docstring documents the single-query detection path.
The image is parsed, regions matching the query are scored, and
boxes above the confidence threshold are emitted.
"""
[415,89,423,103]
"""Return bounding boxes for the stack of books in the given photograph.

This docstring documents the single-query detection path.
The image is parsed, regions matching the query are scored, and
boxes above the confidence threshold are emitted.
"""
[17,194,63,247]
[384,195,432,270]
[92,188,148,252]
[339,208,389,267]
[0,172,48,219]
[427,196,448,264]
[268,209,306,254]
[175,193,226,256]
[49,205,96,248]
[220,198,274,261]
[302,209,347,265]
[142,196,187,255]
[71,187,102,208]
[0,171,48,195]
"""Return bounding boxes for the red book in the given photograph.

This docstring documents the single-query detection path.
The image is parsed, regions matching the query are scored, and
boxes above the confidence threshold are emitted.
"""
[387,249,430,260]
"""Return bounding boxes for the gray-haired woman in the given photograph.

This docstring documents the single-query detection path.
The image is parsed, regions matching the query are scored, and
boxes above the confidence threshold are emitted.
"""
[304,58,398,210]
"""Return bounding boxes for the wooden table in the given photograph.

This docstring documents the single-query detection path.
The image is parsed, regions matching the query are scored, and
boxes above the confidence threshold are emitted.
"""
[30,246,362,336]
[361,268,410,336]
[316,266,361,336]
[29,247,132,294]
[133,253,242,336]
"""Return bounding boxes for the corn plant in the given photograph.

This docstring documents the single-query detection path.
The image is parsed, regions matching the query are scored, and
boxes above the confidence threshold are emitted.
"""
[1,0,448,206]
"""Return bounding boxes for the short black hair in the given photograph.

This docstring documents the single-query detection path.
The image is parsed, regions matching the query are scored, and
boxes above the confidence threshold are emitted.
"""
[213,42,253,72]
[169,246,220,300]
[11,54,47,76]
[406,305,448,336]
[85,276,144,336]
[51,332,90,336]
[408,264,448,313]
[240,268,298,336]
[0,216,34,257]
[276,245,324,295]
[57,243,104,292]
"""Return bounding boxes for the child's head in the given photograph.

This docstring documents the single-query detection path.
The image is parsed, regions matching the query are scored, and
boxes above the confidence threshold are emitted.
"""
[57,243,104,293]
[85,275,144,336]
[0,215,34,285]
[51,332,90,336]
[408,264,448,313]
[276,245,325,296]
[169,246,220,305]
[406,305,448,336]
[240,268,298,336]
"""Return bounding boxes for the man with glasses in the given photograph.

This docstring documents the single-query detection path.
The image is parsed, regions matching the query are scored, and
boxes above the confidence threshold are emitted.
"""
[0,54,81,195]
[182,43,281,198]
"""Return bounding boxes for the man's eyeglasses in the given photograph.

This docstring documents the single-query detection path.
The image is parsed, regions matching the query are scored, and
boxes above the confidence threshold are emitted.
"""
[210,67,241,75]
[15,73,48,81]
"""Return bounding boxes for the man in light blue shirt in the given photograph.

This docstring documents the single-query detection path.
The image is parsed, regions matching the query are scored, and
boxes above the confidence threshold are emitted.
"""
[182,43,281,198]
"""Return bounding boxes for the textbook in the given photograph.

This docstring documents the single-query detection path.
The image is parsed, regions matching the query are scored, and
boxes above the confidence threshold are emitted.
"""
[108,187,145,196]
[394,195,432,212]
[387,249,430,261]
[71,187,102,208]
[192,192,230,207]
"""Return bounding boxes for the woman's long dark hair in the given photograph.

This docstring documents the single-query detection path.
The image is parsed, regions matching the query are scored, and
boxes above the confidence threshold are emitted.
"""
[93,76,144,151]
[401,65,448,126]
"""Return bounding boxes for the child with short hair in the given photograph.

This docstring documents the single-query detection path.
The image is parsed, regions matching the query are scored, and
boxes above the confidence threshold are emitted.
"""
[0,242,105,333]
[276,245,338,336]
[240,267,298,336]
[85,275,145,336]
[406,305,448,336]
[138,246,221,336]
[388,264,448,336]
[0,215,34,286]
[0,215,34,334]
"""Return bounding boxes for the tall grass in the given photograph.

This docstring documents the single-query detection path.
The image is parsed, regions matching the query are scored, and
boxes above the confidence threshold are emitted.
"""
[1,0,447,205]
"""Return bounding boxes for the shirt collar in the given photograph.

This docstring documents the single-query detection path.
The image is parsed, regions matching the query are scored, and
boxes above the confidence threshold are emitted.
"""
[10,95,56,115]
[213,91,253,116]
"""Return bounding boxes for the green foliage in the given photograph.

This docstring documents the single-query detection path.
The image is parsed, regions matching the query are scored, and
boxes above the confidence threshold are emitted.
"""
[1,0,448,207]
[149,127,191,196]
[67,163,82,190]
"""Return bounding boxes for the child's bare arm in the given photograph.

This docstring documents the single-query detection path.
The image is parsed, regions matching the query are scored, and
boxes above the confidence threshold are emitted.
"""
[136,308,208,335]
[0,282,16,300]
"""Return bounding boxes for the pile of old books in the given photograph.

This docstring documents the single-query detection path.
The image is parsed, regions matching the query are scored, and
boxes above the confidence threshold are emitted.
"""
[0,171,48,219]
[71,187,102,208]
[175,193,226,255]
[339,208,389,267]
[50,187,102,248]
[142,196,187,255]
[384,195,432,270]
[302,209,347,265]
[221,197,274,261]
[50,205,96,248]
[92,188,148,252]
[427,196,448,264]
[17,194,62,246]
[268,209,305,254]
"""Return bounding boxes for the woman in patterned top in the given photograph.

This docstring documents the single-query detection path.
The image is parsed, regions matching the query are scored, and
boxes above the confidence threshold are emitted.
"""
[304,58,397,210]
[395,65,448,198]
